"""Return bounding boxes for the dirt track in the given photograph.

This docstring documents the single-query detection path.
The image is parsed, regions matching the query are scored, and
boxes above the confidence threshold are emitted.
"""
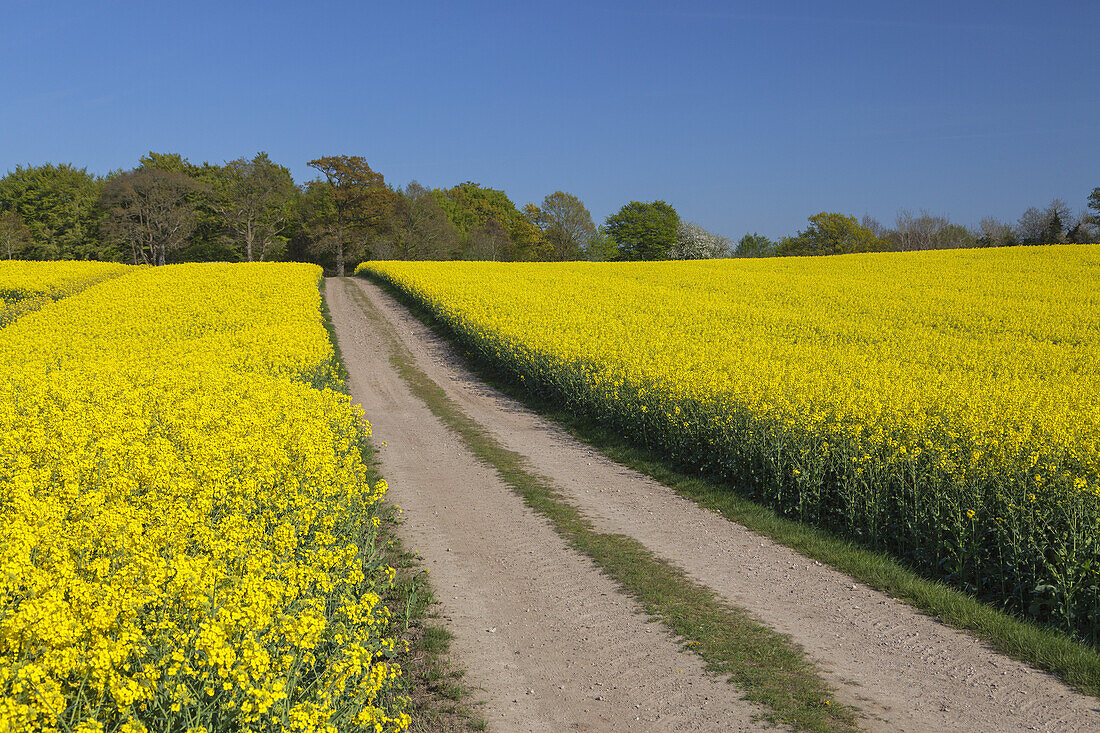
[327,276,1100,732]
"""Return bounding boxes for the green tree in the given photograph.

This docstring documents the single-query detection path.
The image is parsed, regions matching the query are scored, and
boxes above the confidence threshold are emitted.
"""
[434,182,549,261]
[294,181,338,270]
[523,191,596,261]
[0,210,32,259]
[0,163,103,259]
[604,201,679,260]
[585,226,618,261]
[136,152,235,262]
[209,153,296,262]
[777,212,889,256]
[735,232,776,257]
[139,151,201,176]
[1045,199,1071,244]
[306,156,398,276]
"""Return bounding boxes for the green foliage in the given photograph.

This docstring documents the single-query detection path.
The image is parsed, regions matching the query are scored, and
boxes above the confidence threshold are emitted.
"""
[584,226,618,261]
[8,153,1092,266]
[290,181,337,271]
[0,163,104,260]
[432,182,508,237]
[139,151,201,176]
[523,191,596,261]
[207,152,296,262]
[126,152,238,264]
[736,232,776,258]
[604,200,679,260]
[434,182,548,261]
[777,212,890,256]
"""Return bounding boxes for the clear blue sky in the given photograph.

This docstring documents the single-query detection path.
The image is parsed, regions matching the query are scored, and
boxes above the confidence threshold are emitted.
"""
[2,0,1097,239]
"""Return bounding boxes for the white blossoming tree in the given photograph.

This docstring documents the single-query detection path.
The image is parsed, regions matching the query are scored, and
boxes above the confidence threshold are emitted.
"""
[669,221,732,259]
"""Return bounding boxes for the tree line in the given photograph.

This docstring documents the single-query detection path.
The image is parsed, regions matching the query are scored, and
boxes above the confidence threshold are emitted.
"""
[732,197,1100,258]
[1,152,1097,269]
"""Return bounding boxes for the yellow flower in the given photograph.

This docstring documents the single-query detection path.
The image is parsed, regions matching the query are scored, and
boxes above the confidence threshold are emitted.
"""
[359,248,1100,639]
[0,263,409,732]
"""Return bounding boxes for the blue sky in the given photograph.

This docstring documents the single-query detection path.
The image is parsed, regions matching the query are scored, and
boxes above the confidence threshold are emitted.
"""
[2,0,1097,239]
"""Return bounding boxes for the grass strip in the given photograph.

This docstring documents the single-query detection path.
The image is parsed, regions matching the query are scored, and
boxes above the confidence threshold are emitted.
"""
[345,279,861,733]
[320,278,487,732]
[381,509,488,732]
[359,271,1100,700]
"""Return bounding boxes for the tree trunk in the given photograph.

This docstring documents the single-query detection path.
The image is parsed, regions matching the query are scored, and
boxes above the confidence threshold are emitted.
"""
[336,236,345,277]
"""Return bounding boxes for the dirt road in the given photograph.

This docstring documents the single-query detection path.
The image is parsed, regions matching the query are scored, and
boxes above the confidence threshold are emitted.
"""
[326,276,1100,732]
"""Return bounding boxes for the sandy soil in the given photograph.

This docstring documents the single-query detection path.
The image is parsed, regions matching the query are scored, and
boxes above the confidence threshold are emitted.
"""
[327,277,775,732]
[327,276,1100,732]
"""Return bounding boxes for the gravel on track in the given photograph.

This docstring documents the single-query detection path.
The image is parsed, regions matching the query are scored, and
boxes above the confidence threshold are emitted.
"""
[328,276,1100,732]
[327,277,776,732]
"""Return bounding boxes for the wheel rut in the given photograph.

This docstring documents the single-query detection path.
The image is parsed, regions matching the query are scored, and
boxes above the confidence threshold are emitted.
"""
[327,275,1100,732]
[326,277,775,732]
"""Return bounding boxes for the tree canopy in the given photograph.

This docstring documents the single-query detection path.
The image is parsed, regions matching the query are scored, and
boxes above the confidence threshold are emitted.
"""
[306,155,398,276]
[434,182,548,261]
[605,201,679,261]
[0,163,102,260]
[776,212,889,256]
[2,152,1095,268]
[0,210,32,260]
[209,153,296,262]
[670,221,731,259]
[101,168,200,266]
[735,232,776,258]
[523,191,596,261]
[373,182,460,260]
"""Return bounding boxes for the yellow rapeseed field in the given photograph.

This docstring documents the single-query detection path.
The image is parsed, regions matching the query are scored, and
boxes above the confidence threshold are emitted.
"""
[359,245,1100,641]
[0,264,409,732]
[0,261,130,327]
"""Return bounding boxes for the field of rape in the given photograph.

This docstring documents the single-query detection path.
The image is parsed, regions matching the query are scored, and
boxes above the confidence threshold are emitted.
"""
[0,261,130,327]
[359,245,1100,643]
[0,264,409,732]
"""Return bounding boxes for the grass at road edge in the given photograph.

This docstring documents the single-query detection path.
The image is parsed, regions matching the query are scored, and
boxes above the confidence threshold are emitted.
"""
[345,278,861,733]
[320,278,488,732]
[358,270,1100,701]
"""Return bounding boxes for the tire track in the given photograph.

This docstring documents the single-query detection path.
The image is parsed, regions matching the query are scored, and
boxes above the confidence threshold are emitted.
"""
[326,277,775,732]
[342,275,1100,733]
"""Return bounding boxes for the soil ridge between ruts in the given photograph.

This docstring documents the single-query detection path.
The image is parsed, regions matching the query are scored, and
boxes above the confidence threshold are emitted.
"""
[326,276,776,732]
[330,275,1100,732]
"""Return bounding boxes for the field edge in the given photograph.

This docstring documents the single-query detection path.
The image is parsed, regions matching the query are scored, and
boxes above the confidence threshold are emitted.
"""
[318,278,488,732]
[355,269,1100,700]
